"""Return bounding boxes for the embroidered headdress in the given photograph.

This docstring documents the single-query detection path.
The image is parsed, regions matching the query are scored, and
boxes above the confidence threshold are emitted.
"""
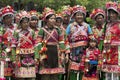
[90,8,105,20]
[0,6,15,20]
[16,11,31,23]
[72,5,86,17]
[42,7,55,21]
[106,1,119,14]
[29,10,40,20]
[61,5,72,16]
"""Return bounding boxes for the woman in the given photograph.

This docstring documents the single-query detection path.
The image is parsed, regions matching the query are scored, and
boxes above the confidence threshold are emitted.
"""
[0,6,17,80]
[55,13,70,80]
[55,13,67,41]
[61,5,72,29]
[56,14,63,27]
[66,5,93,80]
[90,8,106,51]
[29,10,40,30]
[29,10,40,60]
[15,11,36,80]
[58,6,72,80]
[36,7,68,80]
[29,10,41,80]
[90,8,106,80]
[102,2,120,80]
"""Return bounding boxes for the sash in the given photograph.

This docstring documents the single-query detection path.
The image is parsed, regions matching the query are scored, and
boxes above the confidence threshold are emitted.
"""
[18,32,33,46]
[42,28,59,43]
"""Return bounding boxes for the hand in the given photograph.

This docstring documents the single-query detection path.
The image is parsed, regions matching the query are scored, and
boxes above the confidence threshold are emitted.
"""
[35,59,39,65]
[65,54,69,63]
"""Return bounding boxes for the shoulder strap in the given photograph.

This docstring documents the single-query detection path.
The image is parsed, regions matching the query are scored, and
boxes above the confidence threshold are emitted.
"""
[42,28,59,43]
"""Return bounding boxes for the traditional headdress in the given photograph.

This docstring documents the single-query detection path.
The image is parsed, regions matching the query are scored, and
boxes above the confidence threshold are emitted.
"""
[72,5,86,17]
[90,8,105,20]
[61,5,72,16]
[16,11,31,23]
[56,13,62,18]
[29,10,40,20]
[106,1,119,14]
[42,7,55,21]
[0,6,14,20]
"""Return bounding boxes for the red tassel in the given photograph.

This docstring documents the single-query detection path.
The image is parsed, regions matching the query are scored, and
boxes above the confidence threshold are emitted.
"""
[17,62,21,67]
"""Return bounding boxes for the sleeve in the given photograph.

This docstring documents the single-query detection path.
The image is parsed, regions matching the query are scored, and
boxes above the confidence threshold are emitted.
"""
[56,27,62,40]
[59,27,71,54]
[34,29,44,59]
[55,28,69,53]
[11,47,16,61]
[98,51,103,70]
[11,31,19,61]
[11,30,18,48]
[0,26,3,53]
[34,43,42,59]
[0,26,3,42]
[66,24,71,35]
[56,28,66,51]
[38,28,44,40]
[87,24,93,35]
[87,25,94,40]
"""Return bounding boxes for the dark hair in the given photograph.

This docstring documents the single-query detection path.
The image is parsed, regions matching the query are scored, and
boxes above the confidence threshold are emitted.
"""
[44,14,55,25]
[3,14,13,20]
[56,17,63,22]
[95,14,104,20]
[20,17,29,24]
[74,12,85,18]
[74,12,86,21]
[88,39,98,48]
[46,14,55,20]
[31,16,38,21]
[108,9,118,21]
[108,9,118,15]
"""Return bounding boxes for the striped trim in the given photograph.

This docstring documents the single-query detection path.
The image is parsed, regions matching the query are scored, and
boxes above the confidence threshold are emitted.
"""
[15,67,36,78]
[82,76,98,80]
[19,48,34,54]
[102,65,120,73]
[39,68,65,74]
[70,41,87,48]
[59,41,65,43]
[111,41,120,46]
[70,61,81,71]
[47,42,58,45]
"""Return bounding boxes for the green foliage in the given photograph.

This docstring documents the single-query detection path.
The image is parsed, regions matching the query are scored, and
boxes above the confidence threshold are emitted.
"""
[76,0,111,12]
[0,0,116,12]
[86,17,95,26]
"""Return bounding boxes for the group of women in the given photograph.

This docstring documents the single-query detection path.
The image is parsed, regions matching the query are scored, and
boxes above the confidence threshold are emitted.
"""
[0,1,120,80]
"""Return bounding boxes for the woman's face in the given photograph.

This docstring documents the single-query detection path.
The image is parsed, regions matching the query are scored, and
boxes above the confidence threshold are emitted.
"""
[74,12,84,23]
[56,20,62,27]
[3,15,13,25]
[89,41,96,48]
[47,15,56,26]
[56,18,63,27]
[95,14,104,25]
[108,10,118,22]
[63,15,70,24]
[21,19,29,30]
[30,19,38,27]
